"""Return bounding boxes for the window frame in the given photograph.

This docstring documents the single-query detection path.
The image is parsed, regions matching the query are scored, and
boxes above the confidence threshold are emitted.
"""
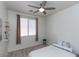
[20,17,36,37]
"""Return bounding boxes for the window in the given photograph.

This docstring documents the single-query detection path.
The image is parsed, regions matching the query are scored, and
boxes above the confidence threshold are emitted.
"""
[29,19,36,35]
[20,18,28,36]
[20,17,36,36]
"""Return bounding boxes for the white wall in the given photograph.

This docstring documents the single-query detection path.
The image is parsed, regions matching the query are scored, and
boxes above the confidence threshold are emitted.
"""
[0,2,8,56]
[8,11,46,52]
[46,4,79,55]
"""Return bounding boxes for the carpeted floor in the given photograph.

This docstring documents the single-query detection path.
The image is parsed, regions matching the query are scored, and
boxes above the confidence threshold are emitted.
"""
[7,44,48,57]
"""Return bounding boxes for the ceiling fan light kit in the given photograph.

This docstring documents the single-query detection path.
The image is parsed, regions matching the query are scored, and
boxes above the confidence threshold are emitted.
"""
[39,8,45,12]
[28,1,56,15]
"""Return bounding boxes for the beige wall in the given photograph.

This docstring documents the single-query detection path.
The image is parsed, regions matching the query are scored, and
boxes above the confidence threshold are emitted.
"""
[46,4,79,55]
[8,11,46,52]
[0,2,8,56]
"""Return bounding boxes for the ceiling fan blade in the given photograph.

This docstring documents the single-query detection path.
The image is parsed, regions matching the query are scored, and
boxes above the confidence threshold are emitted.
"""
[41,1,47,7]
[33,10,39,14]
[45,7,56,10]
[43,11,46,15]
[28,5,40,9]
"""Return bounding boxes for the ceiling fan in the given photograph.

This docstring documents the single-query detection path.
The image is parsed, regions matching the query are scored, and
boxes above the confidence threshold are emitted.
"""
[28,1,56,15]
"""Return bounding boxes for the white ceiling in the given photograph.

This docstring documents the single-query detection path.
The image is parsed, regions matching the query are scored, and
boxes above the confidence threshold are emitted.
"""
[5,1,78,16]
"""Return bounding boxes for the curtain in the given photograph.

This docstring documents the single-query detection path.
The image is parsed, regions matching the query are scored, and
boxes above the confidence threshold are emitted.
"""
[16,14,21,44]
[36,17,38,41]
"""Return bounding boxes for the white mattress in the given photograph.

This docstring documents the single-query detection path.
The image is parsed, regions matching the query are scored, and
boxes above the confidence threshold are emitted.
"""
[29,45,76,57]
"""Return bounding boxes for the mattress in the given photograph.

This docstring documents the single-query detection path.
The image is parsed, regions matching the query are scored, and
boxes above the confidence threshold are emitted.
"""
[29,45,76,57]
